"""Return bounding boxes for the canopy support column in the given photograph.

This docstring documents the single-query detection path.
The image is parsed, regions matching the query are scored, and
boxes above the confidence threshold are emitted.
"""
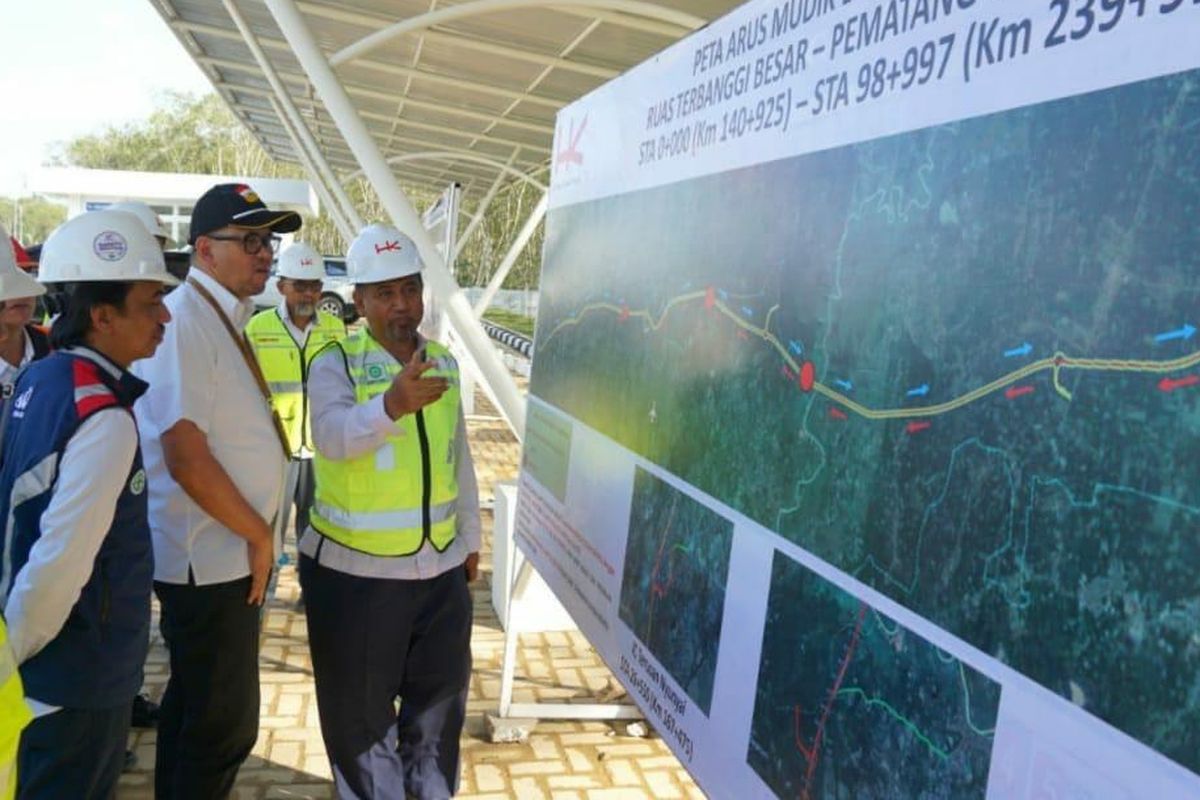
[264,0,526,440]
[223,0,364,233]
[473,193,547,317]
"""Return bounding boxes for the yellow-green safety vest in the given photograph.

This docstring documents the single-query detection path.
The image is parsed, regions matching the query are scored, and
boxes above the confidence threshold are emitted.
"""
[0,617,30,800]
[246,308,346,455]
[311,331,461,556]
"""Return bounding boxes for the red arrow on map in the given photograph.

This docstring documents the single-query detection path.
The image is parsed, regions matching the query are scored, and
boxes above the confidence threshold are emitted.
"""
[906,421,931,435]
[1005,385,1035,400]
[829,407,848,421]
[1158,375,1199,393]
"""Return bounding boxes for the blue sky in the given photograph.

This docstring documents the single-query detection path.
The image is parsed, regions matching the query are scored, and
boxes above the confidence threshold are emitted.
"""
[0,0,211,195]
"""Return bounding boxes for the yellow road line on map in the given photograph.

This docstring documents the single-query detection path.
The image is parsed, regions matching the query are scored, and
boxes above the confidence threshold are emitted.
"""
[542,294,1200,422]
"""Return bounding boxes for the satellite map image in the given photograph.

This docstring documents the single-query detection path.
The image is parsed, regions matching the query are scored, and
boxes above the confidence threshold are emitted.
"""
[532,68,1200,777]
[617,467,733,715]
[748,552,1000,799]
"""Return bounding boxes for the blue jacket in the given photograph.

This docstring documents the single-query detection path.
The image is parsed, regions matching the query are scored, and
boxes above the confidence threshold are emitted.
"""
[0,349,152,709]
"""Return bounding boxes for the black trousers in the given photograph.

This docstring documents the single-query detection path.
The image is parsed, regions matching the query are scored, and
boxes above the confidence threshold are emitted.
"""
[300,555,472,800]
[17,704,129,799]
[153,576,260,800]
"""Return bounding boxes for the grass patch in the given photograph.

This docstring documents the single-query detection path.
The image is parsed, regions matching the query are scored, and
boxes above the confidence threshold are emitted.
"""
[482,309,536,338]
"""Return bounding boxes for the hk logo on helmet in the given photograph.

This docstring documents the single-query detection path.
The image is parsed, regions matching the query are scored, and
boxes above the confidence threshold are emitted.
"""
[374,240,401,254]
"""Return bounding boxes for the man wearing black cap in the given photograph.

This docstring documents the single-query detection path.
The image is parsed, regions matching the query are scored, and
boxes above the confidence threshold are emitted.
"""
[134,183,300,798]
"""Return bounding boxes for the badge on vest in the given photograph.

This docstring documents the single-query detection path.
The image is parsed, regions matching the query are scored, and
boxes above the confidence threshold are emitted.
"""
[366,363,388,382]
[129,469,147,496]
[12,387,33,418]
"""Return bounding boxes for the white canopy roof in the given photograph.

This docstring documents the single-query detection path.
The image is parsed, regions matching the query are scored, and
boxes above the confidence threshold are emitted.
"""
[148,0,741,203]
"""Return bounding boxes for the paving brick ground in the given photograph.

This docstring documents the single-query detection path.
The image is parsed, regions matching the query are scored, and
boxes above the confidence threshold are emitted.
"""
[117,392,699,799]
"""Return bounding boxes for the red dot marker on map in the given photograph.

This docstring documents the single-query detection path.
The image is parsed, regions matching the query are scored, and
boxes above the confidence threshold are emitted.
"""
[704,286,716,310]
[799,361,815,392]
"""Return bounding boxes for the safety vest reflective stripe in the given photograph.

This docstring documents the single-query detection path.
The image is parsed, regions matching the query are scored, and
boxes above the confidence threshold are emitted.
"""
[311,332,460,557]
[266,381,304,394]
[312,498,456,532]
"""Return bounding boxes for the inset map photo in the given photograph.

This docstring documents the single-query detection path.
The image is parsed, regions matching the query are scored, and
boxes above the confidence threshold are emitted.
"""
[617,468,733,716]
[748,553,1000,799]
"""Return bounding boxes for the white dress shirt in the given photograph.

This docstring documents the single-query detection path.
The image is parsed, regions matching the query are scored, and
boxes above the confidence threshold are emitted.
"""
[0,330,35,389]
[134,269,286,585]
[0,348,138,716]
[276,299,313,347]
[300,336,481,580]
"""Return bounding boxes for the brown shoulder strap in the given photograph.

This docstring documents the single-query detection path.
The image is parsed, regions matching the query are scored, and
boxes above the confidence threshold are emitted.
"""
[187,277,291,457]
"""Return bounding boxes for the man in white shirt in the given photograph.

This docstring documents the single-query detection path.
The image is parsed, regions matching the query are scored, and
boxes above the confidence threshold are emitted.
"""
[0,210,175,798]
[302,225,480,799]
[134,183,298,798]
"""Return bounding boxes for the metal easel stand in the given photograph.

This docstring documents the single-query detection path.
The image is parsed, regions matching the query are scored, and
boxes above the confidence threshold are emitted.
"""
[488,487,640,742]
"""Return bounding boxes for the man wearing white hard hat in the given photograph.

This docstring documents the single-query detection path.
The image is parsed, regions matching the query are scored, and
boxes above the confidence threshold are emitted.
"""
[246,243,345,556]
[0,210,174,798]
[303,224,480,799]
[0,236,51,390]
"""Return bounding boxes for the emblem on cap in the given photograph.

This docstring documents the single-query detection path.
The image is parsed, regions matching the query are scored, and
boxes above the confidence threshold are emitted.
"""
[235,184,261,204]
[93,231,128,262]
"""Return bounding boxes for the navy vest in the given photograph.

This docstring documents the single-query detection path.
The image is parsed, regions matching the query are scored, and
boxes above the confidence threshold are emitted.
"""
[0,349,152,709]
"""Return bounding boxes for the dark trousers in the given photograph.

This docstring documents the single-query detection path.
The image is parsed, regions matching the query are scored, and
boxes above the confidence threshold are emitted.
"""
[17,704,129,799]
[153,576,260,800]
[293,457,314,540]
[299,555,472,800]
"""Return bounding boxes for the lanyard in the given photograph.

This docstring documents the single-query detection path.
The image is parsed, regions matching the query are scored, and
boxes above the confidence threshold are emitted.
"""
[187,277,291,458]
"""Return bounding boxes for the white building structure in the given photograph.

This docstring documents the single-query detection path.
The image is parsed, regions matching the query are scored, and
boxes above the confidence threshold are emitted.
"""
[29,166,319,245]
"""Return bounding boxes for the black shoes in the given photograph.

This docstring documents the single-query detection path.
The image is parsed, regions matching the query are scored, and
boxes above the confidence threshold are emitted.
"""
[131,693,160,729]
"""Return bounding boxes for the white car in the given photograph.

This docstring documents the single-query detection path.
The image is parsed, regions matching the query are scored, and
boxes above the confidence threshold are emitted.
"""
[253,256,358,322]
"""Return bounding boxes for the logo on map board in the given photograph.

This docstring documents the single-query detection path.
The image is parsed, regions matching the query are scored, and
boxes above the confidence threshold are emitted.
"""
[555,114,588,173]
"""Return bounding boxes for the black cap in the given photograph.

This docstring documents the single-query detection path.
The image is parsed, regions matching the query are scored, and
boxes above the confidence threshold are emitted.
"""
[188,183,302,245]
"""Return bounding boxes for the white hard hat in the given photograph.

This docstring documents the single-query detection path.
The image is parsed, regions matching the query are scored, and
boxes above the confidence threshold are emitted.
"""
[0,221,45,302]
[346,224,423,285]
[106,201,172,245]
[276,242,325,281]
[39,210,179,286]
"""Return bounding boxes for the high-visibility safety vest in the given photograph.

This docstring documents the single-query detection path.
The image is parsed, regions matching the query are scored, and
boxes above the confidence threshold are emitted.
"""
[246,308,346,455]
[0,616,31,800]
[311,331,460,556]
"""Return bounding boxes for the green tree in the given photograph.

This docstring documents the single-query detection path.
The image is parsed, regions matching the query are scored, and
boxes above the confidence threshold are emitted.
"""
[52,90,545,291]
[0,197,67,245]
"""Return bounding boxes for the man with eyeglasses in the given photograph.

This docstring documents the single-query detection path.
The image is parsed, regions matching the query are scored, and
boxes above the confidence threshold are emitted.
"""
[133,183,299,798]
[246,242,345,573]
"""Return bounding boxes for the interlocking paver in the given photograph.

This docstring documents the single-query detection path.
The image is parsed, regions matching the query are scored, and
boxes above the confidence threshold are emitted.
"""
[118,386,701,799]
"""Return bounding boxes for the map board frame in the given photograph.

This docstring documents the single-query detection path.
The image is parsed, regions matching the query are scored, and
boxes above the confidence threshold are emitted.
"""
[513,1,1200,797]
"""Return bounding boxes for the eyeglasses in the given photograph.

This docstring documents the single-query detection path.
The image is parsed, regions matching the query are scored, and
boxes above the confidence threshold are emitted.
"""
[205,232,282,255]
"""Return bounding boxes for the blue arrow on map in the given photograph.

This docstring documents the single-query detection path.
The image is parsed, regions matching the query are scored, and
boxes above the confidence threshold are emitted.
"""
[1154,323,1196,344]
[788,340,804,356]
[742,305,754,317]
[834,379,853,392]
[1004,342,1033,358]
[906,384,930,398]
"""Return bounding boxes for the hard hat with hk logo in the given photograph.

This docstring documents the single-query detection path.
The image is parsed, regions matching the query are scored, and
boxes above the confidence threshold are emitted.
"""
[275,242,324,281]
[346,224,423,285]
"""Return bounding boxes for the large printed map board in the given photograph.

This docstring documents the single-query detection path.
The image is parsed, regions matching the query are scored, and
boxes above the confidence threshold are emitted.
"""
[513,1,1200,797]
